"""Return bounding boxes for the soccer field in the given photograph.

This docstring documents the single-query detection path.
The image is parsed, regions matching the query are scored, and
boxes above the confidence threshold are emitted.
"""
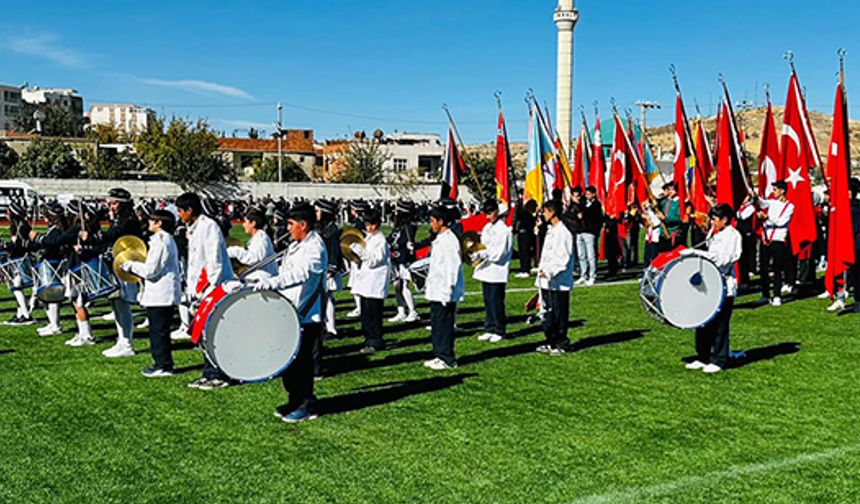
[0,251,858,503]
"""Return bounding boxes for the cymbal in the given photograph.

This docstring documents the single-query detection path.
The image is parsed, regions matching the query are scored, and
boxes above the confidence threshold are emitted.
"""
[460,231,486,266]
[112,235,146,258]
[113,248,146,283]
[340,233,365,264]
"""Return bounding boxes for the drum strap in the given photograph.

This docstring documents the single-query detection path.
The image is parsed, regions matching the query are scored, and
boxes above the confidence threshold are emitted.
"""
[297,274,324,319]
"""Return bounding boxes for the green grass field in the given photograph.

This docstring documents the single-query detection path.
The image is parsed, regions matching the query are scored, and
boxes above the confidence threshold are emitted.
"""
[1,228,859,503]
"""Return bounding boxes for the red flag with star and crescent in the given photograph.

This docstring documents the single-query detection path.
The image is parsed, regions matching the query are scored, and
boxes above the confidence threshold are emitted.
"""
[779,72,821,256]
[494,109,514,225]
[605,114,629,219]
[758,98,781,198]
[824,81,854,295]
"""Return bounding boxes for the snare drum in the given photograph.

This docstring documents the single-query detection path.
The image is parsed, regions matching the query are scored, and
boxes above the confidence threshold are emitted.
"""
[190,286,302,382]
[639,248,725,329]
[0,256,34,289]
[71,256,118,301]
[35,259,67,303]
[409,257,430,293]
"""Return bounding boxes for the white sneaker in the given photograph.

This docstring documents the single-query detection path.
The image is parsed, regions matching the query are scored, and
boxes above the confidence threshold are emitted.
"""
[425,325,432,331]
[477,333,493,341]
[770,297,782,307]
[487,334,503,343]
[37,325,62,336]
[423,358,456,370]
[817,291,832,299]
[827,299,845,312]
[574,278,587,286]
[515,272,530,279]
[100,312,116,321]
[388,312,406,323]
[685,360,706,370]
[64,335,81,346]
[171,326,191,341]
[781,285,793,295]
[346,308,361,318]
[702,363,722,374]
[404,312,419,322]
[136,318,149,329]
[103,342,135,358]
[585,279,596,286]
[68,336,95,347]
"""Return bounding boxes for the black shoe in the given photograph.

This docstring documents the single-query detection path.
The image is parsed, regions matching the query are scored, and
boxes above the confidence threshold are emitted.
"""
[187,377,207,389]
[4,316,21,326]
[141,367,174,378]
[18,316,35,325]
[197,378,230,390]
[274,404,296,419]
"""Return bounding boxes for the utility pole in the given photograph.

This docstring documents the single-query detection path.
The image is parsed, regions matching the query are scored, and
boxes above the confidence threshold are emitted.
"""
[276,102,283,183]
[635,100,661,135]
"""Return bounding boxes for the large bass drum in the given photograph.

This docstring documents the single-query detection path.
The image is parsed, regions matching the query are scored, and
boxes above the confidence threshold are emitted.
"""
[639,248,726,329]
[190,286,301,382]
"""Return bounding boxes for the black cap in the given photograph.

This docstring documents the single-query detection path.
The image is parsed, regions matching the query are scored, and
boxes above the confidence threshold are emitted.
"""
[315,199,338,216]
[288,202,316,226]
[202,198,221,217]
[8,199,27,218]
[42,201,65,217]
[482,199,499,214]
[395,200,415,214]
[108,188,132,202]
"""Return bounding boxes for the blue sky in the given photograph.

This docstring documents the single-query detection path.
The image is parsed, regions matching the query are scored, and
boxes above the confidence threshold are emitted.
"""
[2,0,856,143]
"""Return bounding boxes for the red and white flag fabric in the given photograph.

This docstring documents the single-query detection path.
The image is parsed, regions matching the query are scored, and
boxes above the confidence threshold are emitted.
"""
[672,95,691,222]
[714,101,750,210]
[606,114,629,218]
[691,120,712,221]
[572,121,590,191]
[779,72,821,256]
[824,81,854,295]
[589,115,607,203]
[441,127,466,200]
[494,109,512,221]
[757,98,781,198]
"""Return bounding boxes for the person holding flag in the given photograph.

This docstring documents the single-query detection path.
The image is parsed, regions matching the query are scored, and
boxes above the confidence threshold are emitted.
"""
[757,181,795,307]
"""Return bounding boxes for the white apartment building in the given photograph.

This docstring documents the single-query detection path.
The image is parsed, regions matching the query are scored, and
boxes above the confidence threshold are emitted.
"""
[89,103,156,133]
[379,132,444,178]
[0,84,22,131]
[19,86,85,131]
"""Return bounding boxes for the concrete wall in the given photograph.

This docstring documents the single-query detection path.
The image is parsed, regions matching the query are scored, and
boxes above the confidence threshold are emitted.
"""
[15,178,476,203]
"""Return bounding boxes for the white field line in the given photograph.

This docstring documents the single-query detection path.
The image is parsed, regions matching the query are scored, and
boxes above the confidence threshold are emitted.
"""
[571,444,860,504]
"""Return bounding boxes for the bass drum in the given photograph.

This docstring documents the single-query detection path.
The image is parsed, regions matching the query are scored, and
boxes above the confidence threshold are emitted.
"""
[639,248,725,329]
[191,286,301,382]
[409,257,430,293]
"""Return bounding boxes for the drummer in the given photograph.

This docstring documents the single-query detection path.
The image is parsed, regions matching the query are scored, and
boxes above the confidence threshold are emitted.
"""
[1,198,35,326]
[28,202,69,337]
[252,202,326,423]
[472,199,513,343]
[349,208,390,354]
[64,200,103,347]
[226,207,277,281]
[680,203,742,374]
[176,192,235,390]
[119,209,182,377]
[388,201,420,323]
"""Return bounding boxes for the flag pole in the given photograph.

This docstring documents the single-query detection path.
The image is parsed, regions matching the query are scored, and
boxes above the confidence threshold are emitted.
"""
[495,91,521,207]
[442,104,485,201]
[719,74,755,197]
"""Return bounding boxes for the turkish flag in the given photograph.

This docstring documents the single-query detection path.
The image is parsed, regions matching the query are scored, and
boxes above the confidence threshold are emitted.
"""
[824,82,854,295]
[589,116,607,203]
[572,122,589,191]
[605,114,628,218]
[626,118,650,204]
[441,128,466,201]
[780,72,820,255]
[757,100,780,198]
[714,102,748,210]
[673,95,691,222]
[494,110,513,224]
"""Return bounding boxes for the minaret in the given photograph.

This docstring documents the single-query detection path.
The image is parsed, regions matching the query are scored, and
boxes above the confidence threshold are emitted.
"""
[554,0,579,157]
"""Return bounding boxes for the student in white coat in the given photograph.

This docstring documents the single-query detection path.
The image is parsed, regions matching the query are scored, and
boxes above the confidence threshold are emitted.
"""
[349,209,391,353]
[472,200,513,343]
[252,203,327,423]
[227,208,277,281]
[423,203,464,370]
[536,199,575,356]
[119,210,182,377]
[175,192,235,390]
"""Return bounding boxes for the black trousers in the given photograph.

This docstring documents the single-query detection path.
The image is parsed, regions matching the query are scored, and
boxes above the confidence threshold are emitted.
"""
[202,352,228,380]
[852,264,860,309]
[146,306,175,370]
[695,297,734,368]
[738,234,757,286]
[760,241,794,298]
[517,234,533,272]
[430,302,457,365]
[481,282,506,336]
[359,296,385,350]
[541,289,571,350]
[281,323,322,411]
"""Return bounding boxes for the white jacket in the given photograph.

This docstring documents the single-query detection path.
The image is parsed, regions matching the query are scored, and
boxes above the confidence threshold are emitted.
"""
[125,230,182,307]
[688,225,743,297]
[259,231,327,325]
[757,197,794,243]
[473,219,513,284]
[228,229,277,280]
[536,221,575,291]
[425,229,465,303]
[186,214,234,297]
[351,231,390,300]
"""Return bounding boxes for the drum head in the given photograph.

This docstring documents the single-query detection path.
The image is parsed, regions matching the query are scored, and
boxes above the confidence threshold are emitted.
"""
[203,289,301,382]
[658,256,725,329]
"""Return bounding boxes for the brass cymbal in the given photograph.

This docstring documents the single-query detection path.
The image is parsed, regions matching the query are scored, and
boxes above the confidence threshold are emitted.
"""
[113,247,147,283]
[460,231,486,266]
[340,233,365,264]
[112,235,146,258]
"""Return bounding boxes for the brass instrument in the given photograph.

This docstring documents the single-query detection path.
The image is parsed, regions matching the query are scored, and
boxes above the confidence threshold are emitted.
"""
[112,235,147,283]
[340,228,365,265]
[460,231,487,267]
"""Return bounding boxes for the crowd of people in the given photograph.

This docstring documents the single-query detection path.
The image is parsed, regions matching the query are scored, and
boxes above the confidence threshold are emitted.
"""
[1,175,859,423]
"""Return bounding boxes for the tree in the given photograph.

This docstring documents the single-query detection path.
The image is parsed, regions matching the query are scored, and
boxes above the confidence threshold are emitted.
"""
[461,150,495,202]
[13,138,82,178]
[135,117,236,188]
[0,140,18,178]
[250,156,309,182]
[334,140,388,184]
[80,148,142,179]
[13,102,82,137]
[247,127,259,139]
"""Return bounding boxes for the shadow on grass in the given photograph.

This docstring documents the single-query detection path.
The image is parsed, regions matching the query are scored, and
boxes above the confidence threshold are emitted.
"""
[316,373,478,416]
[569,329,649,352]
[726,342,801,369]
[173,363,204,375]
[0,349,14,355]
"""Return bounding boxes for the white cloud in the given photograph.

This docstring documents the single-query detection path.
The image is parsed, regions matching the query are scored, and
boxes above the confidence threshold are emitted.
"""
[138,77,254,100]
[5,31,88,68]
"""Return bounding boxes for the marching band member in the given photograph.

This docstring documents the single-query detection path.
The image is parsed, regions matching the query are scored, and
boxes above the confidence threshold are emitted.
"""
[271,207,289,253]
[80,188,142,357]
[29,202,69,336]
[657,182,684,252]
[315,199,342,340]
[119,209,182,377]
[535,199,575,355]
[64,200,102,347]
[176,192,235,390]
[1,199,35,326]
[252,203,326,423]
[350,208,390,353]
[680,203,742,374]
[757,181,795,307]
[472,199,512,343]
[388,201,419,323]
[345,200,368,318]
[423,203,464,370]
[227,208,277,281]
[171,205,192,341]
